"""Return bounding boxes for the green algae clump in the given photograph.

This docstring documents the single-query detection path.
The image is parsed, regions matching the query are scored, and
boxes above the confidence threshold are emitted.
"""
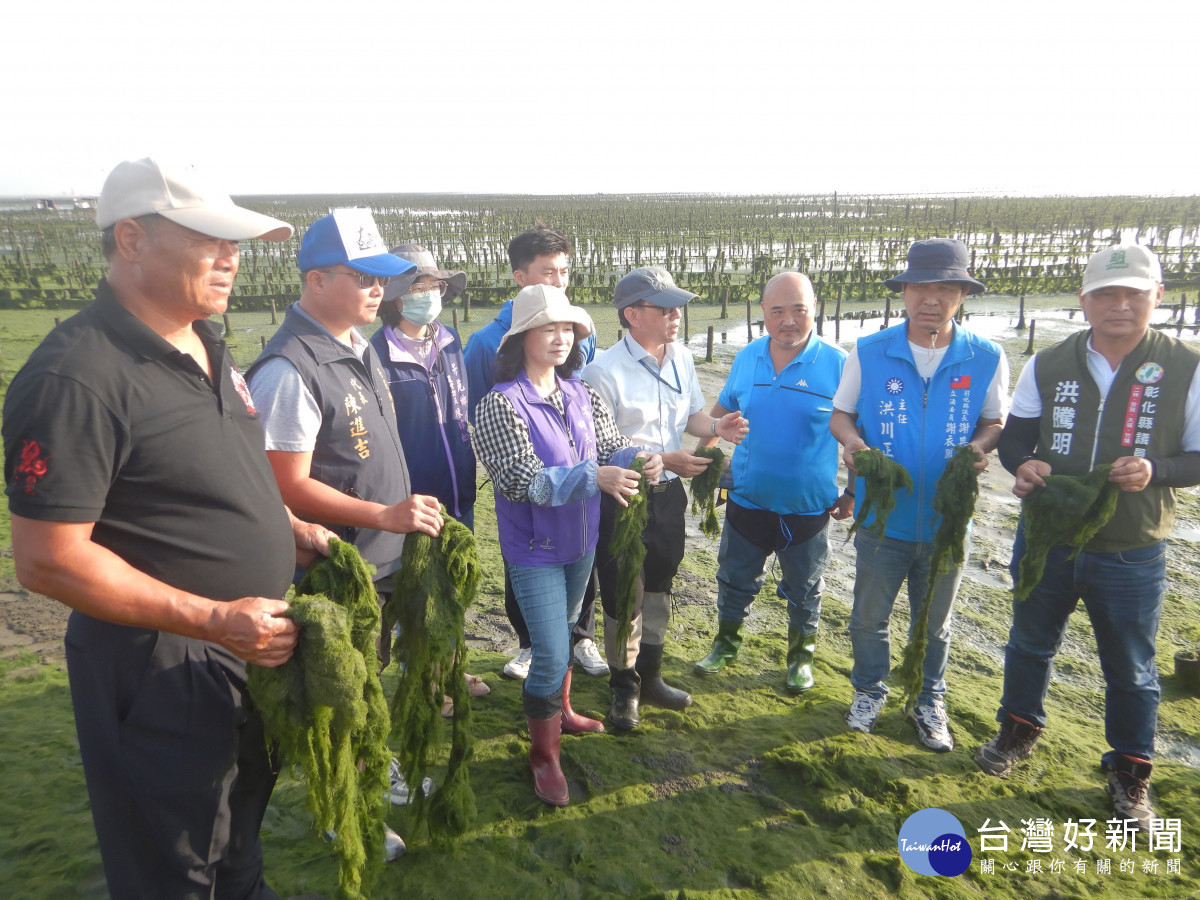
[386,510,480,842]
[847,447,913,541]
[611,456,649,668]
[1014,466,1119,602]
[248,539,388,900]
[689,445,725,539]
[897,444,981,711]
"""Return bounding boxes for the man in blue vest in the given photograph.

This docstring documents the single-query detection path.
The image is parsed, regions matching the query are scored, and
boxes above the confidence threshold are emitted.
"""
[830,239,1009,751]
[247,208,444,860]
[693,272,852,692]
[977,244,1200,830]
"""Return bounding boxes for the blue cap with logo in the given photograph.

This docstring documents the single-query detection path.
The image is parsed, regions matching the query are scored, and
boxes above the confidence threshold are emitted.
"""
[297,208,415,277]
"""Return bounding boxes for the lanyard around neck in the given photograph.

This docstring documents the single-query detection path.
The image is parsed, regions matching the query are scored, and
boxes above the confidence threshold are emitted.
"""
[626,339,682,394]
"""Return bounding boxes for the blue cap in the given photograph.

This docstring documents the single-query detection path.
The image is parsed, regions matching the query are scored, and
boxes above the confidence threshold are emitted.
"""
[297,208,415,277]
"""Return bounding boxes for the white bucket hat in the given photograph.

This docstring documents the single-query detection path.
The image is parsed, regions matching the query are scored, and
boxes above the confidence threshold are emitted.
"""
[498,284,594,350]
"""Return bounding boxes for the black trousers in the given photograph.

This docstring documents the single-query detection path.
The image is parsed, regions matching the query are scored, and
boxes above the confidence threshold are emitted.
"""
[594,477,687,620]
[66,613,280,900]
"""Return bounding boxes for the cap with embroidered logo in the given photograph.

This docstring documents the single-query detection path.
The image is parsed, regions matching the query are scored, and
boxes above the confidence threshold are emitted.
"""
[297,208,415,277]
[1081,244,1162,296]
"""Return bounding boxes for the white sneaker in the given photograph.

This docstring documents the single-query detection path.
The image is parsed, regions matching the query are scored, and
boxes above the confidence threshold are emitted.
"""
[384,824,406,862]
[845,691,885,733]
[388,758,434,807]
[328,822,407,862]
[503,647,533,680]
[573,638,610,676]
[908,700,955,752]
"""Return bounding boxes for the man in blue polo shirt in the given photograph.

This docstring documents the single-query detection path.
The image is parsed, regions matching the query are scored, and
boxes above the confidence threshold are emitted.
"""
[830,239,1009,752]
[693,272,852,692]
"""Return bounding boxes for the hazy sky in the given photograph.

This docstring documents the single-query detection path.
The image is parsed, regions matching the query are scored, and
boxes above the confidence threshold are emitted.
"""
[5,0,1198,197]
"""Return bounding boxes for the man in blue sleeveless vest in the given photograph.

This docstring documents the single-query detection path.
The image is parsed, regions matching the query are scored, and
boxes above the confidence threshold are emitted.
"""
[830,239,1009,751]
[247,208,445,860]
[977,244,1200,831]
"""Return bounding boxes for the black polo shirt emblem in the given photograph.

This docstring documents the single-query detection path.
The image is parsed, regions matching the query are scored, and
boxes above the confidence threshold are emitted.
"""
[230,366,257,416]
[14,440,49,495]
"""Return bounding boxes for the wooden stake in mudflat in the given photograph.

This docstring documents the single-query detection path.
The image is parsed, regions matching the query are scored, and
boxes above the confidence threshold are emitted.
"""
[746,297,753,343]
[835,284,843,342]
[1024,319,1036,355]
[270,297,278,325]
[706,326,714,362]
[223,314,232,336]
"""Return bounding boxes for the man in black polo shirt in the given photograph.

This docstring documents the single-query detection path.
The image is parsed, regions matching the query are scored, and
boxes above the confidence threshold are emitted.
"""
[3,157,332,899]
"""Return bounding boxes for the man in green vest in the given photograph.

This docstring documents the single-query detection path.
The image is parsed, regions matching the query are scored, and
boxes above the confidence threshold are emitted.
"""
[977,244,1200,831]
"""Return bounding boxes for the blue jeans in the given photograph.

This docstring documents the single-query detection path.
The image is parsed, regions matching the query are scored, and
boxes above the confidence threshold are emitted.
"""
[506,552,595,699]
[715,517,828,633]
[849,529,965,707]
[1000,526,1165,762]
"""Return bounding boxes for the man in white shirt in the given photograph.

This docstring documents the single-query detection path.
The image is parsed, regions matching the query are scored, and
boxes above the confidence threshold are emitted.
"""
[582,266,747,729]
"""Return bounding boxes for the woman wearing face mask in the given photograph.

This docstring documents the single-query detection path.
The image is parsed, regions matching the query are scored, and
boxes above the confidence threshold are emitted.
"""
[371,243,476,529]
[370,244,489,706]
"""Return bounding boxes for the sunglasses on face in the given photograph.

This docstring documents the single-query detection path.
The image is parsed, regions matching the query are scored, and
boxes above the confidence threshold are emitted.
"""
[320,269,391,289]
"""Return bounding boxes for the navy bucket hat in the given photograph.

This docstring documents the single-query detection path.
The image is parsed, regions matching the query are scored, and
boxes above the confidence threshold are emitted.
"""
[884,238,985,296]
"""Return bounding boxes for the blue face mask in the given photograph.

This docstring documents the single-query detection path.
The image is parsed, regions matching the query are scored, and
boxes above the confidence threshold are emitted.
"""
[400,289,442,326]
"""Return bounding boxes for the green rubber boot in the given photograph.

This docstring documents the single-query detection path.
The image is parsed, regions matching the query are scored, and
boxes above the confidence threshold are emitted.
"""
[786,629,817,694]
[693,620,743,675]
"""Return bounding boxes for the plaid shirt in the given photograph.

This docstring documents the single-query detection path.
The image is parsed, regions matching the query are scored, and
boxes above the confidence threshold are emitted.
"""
[475,381,632,502]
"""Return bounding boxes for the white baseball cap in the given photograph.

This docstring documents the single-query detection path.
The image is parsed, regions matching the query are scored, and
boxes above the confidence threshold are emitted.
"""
[96,157,293,242]
[1081,244,1162,295]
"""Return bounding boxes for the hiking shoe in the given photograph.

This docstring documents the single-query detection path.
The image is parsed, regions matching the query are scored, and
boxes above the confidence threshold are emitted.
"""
[908,700,955,752]
[975,714,1043,776]
[384,825,406,862]
[503,647,533,680]
[389,758,434,807]
[573,638,610,676]
[1104,755,1155,831]
[845,691,885,733]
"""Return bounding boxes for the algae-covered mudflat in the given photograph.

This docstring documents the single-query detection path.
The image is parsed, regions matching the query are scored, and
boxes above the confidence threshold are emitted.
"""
[0,212,1198,898]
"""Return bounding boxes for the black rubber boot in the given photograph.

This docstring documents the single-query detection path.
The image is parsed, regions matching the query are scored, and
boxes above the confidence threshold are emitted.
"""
[694,620,743,675]
[786,628,817,694]
[635,642,692,709]
[607,667,641,731]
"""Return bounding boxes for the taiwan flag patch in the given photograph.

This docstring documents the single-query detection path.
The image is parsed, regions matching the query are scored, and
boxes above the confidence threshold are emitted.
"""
[951,375,971,389]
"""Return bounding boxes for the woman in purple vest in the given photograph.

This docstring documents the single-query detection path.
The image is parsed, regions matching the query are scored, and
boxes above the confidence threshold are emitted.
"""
[474,284,662,806]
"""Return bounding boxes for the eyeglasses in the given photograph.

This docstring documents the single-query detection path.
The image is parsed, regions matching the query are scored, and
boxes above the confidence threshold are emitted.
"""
[319,269,391,289]
[631,302,678,316]
[405,279,447,297]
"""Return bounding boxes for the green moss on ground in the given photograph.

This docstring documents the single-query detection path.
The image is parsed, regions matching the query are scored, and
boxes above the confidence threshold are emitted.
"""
[0,310,1197,899]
